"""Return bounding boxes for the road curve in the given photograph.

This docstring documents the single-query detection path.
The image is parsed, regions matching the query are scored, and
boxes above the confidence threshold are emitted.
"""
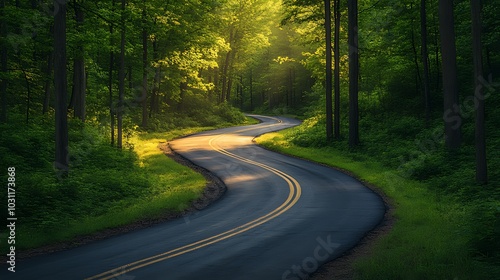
[2,115,385,280]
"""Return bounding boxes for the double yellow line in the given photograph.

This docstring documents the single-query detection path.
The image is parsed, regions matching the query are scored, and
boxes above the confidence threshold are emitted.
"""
[86,118,301,280]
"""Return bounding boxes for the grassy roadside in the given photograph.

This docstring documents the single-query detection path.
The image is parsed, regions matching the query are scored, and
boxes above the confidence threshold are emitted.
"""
[0,117,258,253]
[256,130,497,279]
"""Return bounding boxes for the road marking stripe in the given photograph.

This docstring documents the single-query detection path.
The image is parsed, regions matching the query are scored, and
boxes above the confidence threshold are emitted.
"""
[86,117,299,280]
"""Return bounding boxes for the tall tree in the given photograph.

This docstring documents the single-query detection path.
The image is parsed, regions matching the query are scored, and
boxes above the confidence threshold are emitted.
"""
[54,0,69,172]
[249,68,253,110]
[421,0,431,124]
[348,0,359,147]
[72,0,86,122]
[217,0,276,103]
[333,0,340,139]
[471,0,487,184]
[109,0,116,146]
[42,49,53,114]
[149,37,159,116]
[439,0,461,150]
[325,0,333,141]
[0,0,7,123]
[117,0,125,149]
[141,0,148,128]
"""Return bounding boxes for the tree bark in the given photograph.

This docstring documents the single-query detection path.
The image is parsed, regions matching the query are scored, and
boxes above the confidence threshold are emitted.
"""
[334,0,341,139]
[439,0,461,150]
[421,0,431,124]
[348,0,359,147]
[54,0,69,173]
[471,0,487,184]
[117,0,126,149]
[325,0,333,141]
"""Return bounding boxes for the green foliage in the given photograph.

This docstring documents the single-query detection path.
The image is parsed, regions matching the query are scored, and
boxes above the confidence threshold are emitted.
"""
[286,114,330,147]
[1,0,499,276]
[143,98,245,131]
[256,127,499,278]
[0,112,249,251]
[255,68,500,274]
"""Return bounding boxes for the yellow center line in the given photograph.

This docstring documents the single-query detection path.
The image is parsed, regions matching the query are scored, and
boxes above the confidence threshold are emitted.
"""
[86,117,299,280]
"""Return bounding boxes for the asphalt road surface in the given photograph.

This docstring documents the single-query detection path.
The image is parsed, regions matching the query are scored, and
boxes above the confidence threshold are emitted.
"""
[2,115,385,280]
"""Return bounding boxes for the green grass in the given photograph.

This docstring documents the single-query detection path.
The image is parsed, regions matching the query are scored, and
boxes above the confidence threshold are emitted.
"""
[256,130,497,279]
[8,131,207,251]
[0,116,257,252]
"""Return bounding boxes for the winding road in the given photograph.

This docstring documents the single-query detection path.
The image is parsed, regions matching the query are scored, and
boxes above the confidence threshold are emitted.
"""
[3,115,385,280]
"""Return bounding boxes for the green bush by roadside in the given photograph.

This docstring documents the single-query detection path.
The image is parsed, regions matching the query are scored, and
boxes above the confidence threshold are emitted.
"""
[255,112,500,278]
[0,111,254,252]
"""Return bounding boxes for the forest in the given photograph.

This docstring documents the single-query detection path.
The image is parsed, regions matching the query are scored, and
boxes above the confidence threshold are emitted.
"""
[0,0,499,278]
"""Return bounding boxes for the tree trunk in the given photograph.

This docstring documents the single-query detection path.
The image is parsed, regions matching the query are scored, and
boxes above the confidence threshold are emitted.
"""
[0,0,7,123]
[348,0,359,147]
[239,75,243,109]
[109,0,115,146]
[221,28,234,103]
[117,0,126,149]
[334,0,341,139]
[485,46,492,74]
[221,51,231,102]
[213,67,219,102]
[179,81,187,111]
[73,1,86,122]
[288,67,294,108]
[43,51,53,114]
[226,76,233,102]
[325,0,333,141]
[141,0,148,129]
[226,43,237,103]
[291,68,296,108]
[22,69,31,124]
[153,66,160,113]
[432,4,441,94]
[150,38,159,117]
[439,0,461,150]
[54,0,69,173]
[421,0,431,124]
[249,68,253,111]
[411,16,422,94]
[128,64,132,91]
[471,0,487,184]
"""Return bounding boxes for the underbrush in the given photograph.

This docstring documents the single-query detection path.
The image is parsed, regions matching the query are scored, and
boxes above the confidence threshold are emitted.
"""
[0,111,252,252]
[255,101,500,278]
[147,102,246,131]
